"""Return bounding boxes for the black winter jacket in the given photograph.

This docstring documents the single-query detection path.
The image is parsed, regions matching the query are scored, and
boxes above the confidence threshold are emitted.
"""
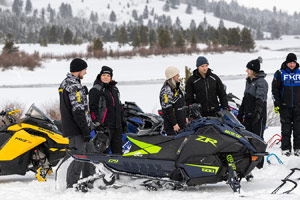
[89,78,123,129]
[160,81,186,130]
[59,73,91,137]
[238,71,268,119]
[272,61,300,108]
[185,68,228,116]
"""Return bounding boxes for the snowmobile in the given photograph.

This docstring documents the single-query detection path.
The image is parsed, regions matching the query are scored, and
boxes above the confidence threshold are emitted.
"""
[0,104,69,181]
[122,101,164,153]
[61,104,267,193]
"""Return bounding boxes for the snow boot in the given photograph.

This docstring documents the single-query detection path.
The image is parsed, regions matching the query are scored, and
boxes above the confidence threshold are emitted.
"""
[282,150,291,157]
[294,149,300,157]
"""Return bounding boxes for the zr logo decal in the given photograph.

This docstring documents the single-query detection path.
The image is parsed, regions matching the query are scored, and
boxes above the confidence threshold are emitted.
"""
[108,159,119,164]
[196,136,218,147]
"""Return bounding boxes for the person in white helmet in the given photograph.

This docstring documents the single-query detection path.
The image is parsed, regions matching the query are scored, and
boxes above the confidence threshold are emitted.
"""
[160,66,187,135]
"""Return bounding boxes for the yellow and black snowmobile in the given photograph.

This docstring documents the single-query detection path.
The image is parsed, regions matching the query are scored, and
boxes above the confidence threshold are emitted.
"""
[0,104,68,181]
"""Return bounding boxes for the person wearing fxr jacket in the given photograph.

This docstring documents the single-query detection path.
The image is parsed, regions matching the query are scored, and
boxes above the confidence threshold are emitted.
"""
[89,66,126,154]
[272,53,300,157]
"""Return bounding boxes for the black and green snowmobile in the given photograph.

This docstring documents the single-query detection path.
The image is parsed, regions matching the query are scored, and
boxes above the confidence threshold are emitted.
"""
[56,106,267,193]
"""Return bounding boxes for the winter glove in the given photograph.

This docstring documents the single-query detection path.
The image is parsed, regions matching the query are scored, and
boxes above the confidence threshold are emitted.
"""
[93,130,110,153]
[274,106,280,115]
[83,134,91,142]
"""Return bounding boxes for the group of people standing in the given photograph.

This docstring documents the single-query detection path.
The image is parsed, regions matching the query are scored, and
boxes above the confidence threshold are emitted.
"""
[160,53,300,159]
[58,52,299,188]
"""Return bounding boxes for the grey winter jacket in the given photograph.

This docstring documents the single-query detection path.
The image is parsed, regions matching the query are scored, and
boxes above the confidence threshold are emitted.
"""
[238,71,268,118]
[59,73,91,137]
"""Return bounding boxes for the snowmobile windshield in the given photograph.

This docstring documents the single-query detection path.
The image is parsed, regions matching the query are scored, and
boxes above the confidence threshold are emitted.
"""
[25,104,52,122]
[217,110,244,129]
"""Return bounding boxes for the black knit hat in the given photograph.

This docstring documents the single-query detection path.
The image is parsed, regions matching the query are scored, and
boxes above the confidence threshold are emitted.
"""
[70,58,87,72]
[100,66,113,77]
[246,59,260,73]
[286,53,297,63]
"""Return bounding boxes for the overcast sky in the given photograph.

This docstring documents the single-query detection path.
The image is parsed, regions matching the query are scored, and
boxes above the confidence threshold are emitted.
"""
[219,0,300,14]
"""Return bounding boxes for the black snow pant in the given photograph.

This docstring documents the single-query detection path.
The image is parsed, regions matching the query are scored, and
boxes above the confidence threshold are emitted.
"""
[104,128,123,155]
[243,115,266,169]
[280,107,300,151]
[67,135,95,187]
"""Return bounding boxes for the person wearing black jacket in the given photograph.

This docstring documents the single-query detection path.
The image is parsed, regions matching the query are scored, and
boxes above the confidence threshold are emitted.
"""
[185,56,228,117]
[160,66,186,135]
[272,53,300,157]
[89,66,126,154]
[59,58,94,188]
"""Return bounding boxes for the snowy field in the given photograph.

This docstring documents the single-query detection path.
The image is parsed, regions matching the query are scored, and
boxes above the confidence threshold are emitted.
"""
[1,36,300,199]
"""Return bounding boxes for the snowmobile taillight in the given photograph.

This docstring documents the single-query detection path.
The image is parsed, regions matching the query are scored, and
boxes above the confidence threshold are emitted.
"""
[74,155,88,159]
[251,156,258,161]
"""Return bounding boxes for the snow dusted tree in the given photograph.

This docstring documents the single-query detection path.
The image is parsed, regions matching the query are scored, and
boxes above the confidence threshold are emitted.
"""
[163,1,170,12]
[185,4,192,14]
[190,19,196,30]
[132,9,138,21]
[169,0,180,9]
[12,0,23,17]
[150,8,154,16]
[132,28,140,48]
[25,0,32,15]
[118,26,128,45]
[175,32,185,48]
[240,27,255,51]
[218,19,224,29]
[149,29,157,46]
[63,28,73,44]
[143,5,149,19]
[109,11,116,22]
[174,17,181,29]
[139,25,149,45]
[158,28,172,48]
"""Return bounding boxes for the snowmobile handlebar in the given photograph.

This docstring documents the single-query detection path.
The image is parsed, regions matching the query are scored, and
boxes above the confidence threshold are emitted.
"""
[179,104,202,119]
[0,108,19,126]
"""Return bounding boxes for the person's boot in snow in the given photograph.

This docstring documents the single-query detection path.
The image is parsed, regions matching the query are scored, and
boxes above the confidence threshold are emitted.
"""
[294,149,300,156]
[282,150,291,157]
[245,172,254,182]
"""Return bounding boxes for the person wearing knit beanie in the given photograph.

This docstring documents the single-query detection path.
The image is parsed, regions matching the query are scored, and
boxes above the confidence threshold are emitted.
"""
[70,58,88,72]
[160,66,186,135]
[272,52,300,157]
[100,66,113,77]
[246,59,261,73]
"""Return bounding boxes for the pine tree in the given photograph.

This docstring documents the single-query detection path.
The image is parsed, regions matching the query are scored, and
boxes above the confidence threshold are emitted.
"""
[190,34,197,48]
[143,5,149,19]
[132,9,138,21]
[48,25,58,43]
[149,29,157,47]
[158,29,172,49]
[110,11,116,22]
[139,25,149,46]
[93,38,103,51]
[175,32,185,48]
[227,28,240,46]
[190,19,196,30]
[12,0,23,17]
[25,0,32,15]
[185,4,192,14]
[63,28,73,44]
[118,26,128,45]
[240,27,255,51]
[163,1,170,12]
[132,29,140,48]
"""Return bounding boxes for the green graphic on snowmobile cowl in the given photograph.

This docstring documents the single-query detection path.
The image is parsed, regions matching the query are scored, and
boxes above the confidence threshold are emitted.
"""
[108,159,119,163]
[184,164,219,174]
[226,154,237,170]
[224,130,242,139]
[123,136,162,156]
[195,135,218,147]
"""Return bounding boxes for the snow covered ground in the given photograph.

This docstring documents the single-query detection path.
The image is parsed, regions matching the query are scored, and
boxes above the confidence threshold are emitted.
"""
[1,35,300,199]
